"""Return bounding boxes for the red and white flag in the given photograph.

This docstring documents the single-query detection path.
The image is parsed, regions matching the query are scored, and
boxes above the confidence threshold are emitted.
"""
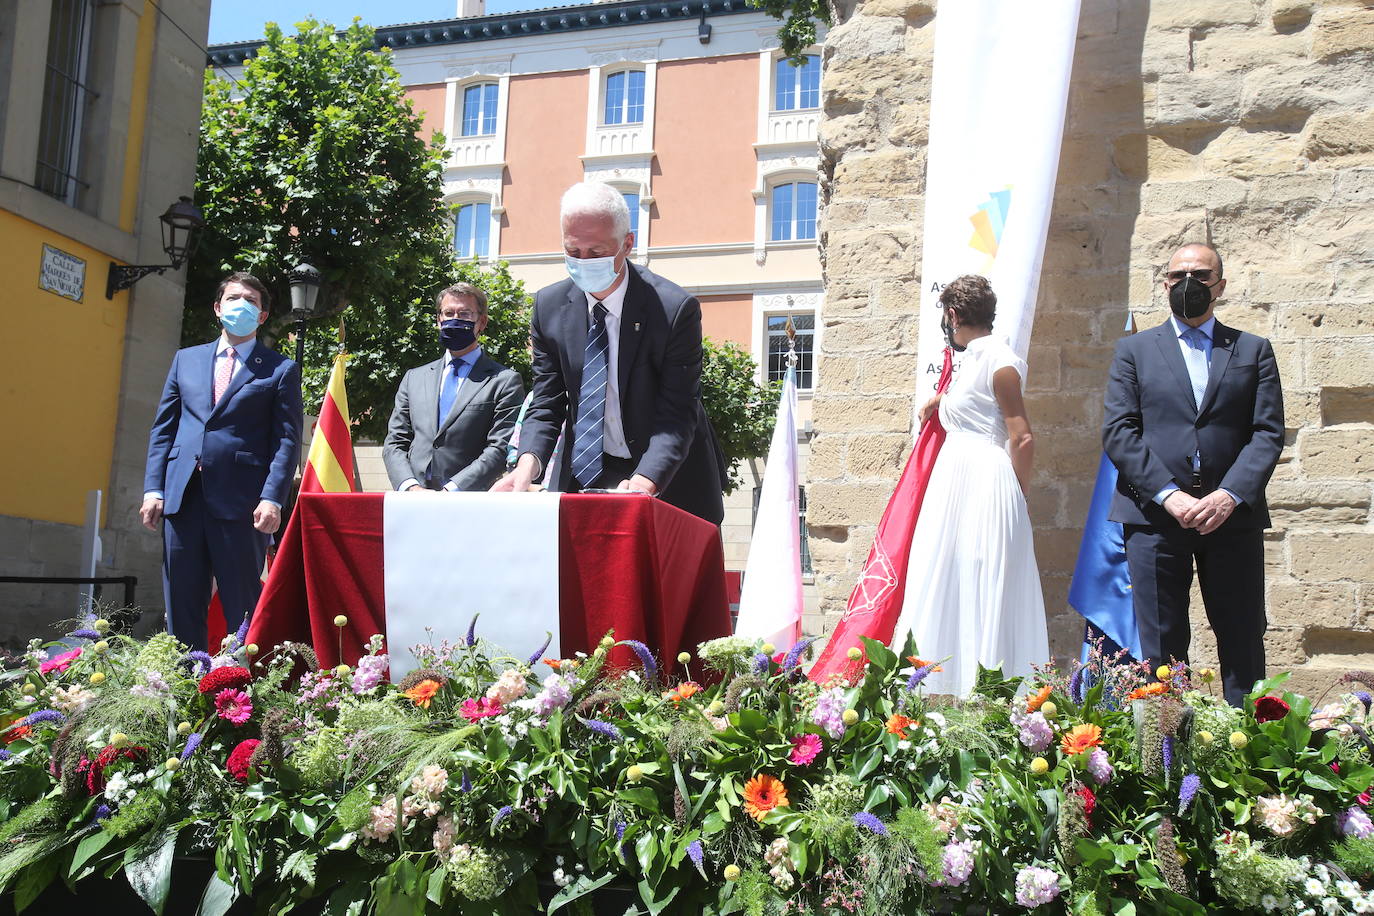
[809,349,953,681]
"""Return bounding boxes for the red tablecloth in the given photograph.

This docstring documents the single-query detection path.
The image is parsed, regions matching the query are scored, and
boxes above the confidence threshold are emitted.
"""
[246,493,731,673]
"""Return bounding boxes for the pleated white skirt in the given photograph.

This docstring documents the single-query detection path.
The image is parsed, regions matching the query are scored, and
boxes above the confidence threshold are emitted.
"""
[891,429,1050,696]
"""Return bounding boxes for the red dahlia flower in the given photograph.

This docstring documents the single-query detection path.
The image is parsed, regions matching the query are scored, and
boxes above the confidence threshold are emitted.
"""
[1254,695,1290,723]
[198,665,252,694]
[226,738,262,783]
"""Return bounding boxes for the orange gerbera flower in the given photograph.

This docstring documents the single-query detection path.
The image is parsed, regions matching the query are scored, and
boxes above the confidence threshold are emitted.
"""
[1124,682,1170,703]
[2,725,32,744]
[741,774,790,821]
[885,713,914,739]
[402,678,443,709]
[1026,685,1053,713]
[663,681,702,704]
[543,658,563,670]
[1060,723,1104,756]
[906,656,944,672]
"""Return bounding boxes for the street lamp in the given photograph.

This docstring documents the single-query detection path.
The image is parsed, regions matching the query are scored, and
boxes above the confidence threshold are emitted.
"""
[105,197,205,298]
[286,262,322,368]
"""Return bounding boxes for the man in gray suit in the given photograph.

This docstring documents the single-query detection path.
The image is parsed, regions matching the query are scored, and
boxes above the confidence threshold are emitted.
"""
[384,282,525,492]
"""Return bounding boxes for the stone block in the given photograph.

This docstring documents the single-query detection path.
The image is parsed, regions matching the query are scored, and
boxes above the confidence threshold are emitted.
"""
[831,148,927,198]
[1308,337,1374,387]
[1290,532,1374,581]
[815,355,861,394]
[1312,5,1374,59]
[820,314,910,354]
[873,277,924,315]
[810,394,912,436]
[885,100,930,148]
[1194,29,1306,73]
[806,481,898,527]
[1151,74,1243,128]
[819,112,880,157]
[1334,167,1374,205]
[1026,345,1063,392]
[1283,387,1322,429]
[1026,480,1064,528]
[1300,427,1374,479]
[846,433,910,476]
[859,352,920,395]
[1023,392,1102,431]
[1332,261,1374,302]
[1303,110,1374,164]
[856,0,933,21]
[1033,527,1086,575]
[1271,0,1314,30]
[1252,172,1337,207]
[1147,0,1261,30]
[1201,129,1305,177]
[1252,272,1336,305]
[1320,386,1374,425]
[1292,206,1374,265]
[1054,134,1115,187]
[1142,177,1249,213]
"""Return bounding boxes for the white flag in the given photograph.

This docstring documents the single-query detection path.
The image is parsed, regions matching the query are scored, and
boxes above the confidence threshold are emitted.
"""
[913,0,1081,405]
[734,366,803,650]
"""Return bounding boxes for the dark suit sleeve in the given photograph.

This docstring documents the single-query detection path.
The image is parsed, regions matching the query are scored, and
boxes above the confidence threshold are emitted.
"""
[1218,338,1284,504]
[144,350,183,495]
[518,294,569,474]
[1103,337,1178,505]
[383,371,417,490]
[634,292,703,490]
[448,368,526,491]
[262,359,303,506]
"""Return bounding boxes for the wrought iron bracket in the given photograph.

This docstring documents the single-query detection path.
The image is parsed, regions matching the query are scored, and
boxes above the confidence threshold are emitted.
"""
[106,262,169,299]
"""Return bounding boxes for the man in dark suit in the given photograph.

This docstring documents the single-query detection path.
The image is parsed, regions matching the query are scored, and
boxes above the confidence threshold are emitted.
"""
[383,282,525,492]
[492,181,726,524]
[141,272,302,650]
[1103,243,1284,705]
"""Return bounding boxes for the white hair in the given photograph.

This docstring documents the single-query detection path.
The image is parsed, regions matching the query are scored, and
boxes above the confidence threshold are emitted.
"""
[560,182,631,238]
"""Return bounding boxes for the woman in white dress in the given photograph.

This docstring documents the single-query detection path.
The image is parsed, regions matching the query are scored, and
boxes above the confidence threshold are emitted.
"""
[892,275,1049,695]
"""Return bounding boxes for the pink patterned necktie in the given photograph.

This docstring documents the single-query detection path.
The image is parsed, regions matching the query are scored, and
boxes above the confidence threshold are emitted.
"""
[213,346,237,405]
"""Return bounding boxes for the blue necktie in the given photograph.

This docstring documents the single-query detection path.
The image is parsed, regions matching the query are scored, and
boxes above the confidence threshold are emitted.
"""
[1181,327,1210,410]
[571,303,609,488]
[438,358,463,429]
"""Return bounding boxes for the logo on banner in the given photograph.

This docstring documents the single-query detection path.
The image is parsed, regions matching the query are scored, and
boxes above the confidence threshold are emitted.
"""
[968,186,1012,270]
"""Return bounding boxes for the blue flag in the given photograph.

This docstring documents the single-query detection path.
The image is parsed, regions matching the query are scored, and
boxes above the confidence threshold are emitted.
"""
[1069,453,1140,660]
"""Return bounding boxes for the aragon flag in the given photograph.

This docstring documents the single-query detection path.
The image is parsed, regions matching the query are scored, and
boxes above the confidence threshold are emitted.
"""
[300,351,357,494]
[809,347,954,682]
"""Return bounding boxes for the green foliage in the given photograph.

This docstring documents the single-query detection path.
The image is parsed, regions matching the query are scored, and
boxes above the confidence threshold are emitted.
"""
[1334,836,1374,882]
[701,340,777,493]
[745,0,831,63]
[188,18,533,441]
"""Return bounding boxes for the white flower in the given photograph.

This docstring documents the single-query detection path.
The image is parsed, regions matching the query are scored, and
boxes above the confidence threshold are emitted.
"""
[1261,895,1279,912]
[552,868,572,888]
[1306,878,1326,896]
[1321,899,1340,916]
[897,740,911,751]
[926,711,946,728]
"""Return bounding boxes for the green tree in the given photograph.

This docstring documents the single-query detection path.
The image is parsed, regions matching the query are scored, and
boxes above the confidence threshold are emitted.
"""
[747,0,831,63]
[702,340,779,493]
[187,18,531,438]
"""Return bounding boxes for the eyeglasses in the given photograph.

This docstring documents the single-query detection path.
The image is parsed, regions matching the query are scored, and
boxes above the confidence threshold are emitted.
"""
[1165,269,1217,283]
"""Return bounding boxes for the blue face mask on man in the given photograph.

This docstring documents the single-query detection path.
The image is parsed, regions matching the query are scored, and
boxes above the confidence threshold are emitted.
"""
[564,253,622,295]
[439,318,477,352]
[218,296,261,337]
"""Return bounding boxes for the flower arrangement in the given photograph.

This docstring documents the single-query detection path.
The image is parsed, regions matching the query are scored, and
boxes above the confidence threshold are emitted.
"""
[3,617,1374,915]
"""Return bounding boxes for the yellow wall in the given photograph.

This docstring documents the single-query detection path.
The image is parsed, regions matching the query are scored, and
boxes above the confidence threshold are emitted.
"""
[0,213,129,526]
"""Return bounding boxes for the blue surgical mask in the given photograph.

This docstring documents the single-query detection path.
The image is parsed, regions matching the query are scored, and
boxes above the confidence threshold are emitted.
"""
[439,318,477,352]
[564,254,621,294]
[218,296,261,337]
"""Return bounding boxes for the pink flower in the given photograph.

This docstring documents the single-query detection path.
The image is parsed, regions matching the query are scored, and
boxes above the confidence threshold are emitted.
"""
[460,697,503,723]
[789,733,823,765]
[214,688,253,725]
[1360,788,1372,808]
[40,648,82,675]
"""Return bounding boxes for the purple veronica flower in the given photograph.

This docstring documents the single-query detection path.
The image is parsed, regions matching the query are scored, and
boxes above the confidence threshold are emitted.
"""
[234,616,251,646]
[753,653,771,675]
[461,769,472,793]
[619,640,658,684]
[465,614,480,647]
[180,732,204,760]
[687,839,704,870]
[1068,667,1084,705]
[68,628,102,640]
[615,820,626,841]
[853,811,888,836]
[525,632,552,667]
[581,718,624,741]
[180,651,214,676]
[1162,736,1174,772]
[93,804,111,822]
[907,662,938,691]
[1356,691,1372,714]
[492,805,513,830]
[782,637,817,674]
[23,709,66,727]
[0,749,12,762]
[1178,773,1201,814]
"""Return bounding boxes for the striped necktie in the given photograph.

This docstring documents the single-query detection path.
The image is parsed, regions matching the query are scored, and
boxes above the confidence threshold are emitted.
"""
[213,346,237,405]
[571,303,609,488]
[1181,327,1210,410]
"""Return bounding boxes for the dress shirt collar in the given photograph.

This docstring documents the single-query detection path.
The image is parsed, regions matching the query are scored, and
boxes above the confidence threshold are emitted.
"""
[217,334,256,362]
[443,346,483,371]
[1169,313,1216,342]
[583,267,629,319]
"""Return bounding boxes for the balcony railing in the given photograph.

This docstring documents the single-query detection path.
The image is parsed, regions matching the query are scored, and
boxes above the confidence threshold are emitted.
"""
[590,123,649,157]
[763,110,820,146]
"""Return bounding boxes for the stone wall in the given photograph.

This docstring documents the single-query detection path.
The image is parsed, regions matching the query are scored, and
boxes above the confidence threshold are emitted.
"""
[808,0,1374,695]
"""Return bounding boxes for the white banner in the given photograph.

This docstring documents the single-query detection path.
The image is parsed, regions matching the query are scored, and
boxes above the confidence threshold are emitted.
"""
[915,0,1081,400]
[383,492,561,680]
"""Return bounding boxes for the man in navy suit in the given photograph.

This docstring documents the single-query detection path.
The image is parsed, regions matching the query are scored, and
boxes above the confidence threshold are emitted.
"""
[491,182,726,524]
[141,272,302,650]
[1103,243,1284,705]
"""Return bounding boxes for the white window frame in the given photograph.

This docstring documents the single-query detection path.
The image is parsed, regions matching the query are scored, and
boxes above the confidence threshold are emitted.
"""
[444,189,502,263]
[770,52,821,114]
[755,44,822,148]
[751,164,820,263]
[583,44,658,159]
[441,58,511,170]
[751,292,823,393]
[600,67,648,127]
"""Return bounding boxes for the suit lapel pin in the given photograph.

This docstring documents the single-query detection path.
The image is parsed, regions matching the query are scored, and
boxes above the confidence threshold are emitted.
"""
[634,322,641,332]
